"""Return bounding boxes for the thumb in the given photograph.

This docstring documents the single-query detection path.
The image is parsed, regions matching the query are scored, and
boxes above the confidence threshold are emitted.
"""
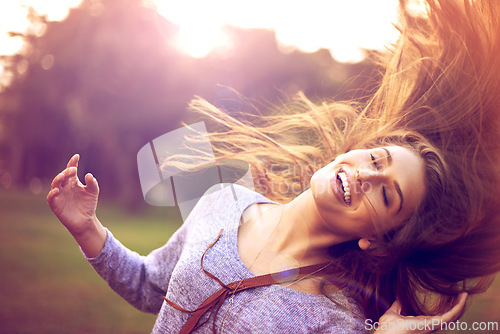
[388,299,403,315]
[84,173,99,194]
[440,292,468,323]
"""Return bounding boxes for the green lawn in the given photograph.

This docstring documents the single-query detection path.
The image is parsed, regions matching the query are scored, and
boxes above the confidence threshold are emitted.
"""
[0,189,499,333]
[0,188,182,334]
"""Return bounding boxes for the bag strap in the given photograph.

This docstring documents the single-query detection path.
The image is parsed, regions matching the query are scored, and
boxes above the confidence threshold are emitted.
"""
[164,229,332,334]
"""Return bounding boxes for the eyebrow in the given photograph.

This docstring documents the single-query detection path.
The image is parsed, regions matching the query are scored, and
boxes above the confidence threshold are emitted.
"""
[382,147,393,165]
[382,147,404,213]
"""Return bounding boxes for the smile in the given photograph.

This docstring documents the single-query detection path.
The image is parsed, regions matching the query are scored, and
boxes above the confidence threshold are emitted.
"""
[337,169,351,205]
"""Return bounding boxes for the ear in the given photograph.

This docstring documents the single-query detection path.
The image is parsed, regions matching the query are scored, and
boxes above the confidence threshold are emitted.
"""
[358,238,389,256]
[358,238,373,251]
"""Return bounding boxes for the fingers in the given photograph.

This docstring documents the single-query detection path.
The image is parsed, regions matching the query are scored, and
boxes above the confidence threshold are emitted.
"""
[84,173,99,194]
[51,172,65,189]
[46,187,60,205]
[66,166,77,177]
[440,292,468,323]
[61,166,78,187]
[67,154,79,169]
[51,154,80,189]
[50,166,78,193]
[49,154,98,200]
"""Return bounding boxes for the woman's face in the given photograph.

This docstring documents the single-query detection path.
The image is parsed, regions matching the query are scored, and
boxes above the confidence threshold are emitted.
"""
[310,145,426,240]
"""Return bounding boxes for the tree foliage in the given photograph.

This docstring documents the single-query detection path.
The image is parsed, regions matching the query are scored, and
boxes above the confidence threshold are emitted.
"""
[0,0,377,207]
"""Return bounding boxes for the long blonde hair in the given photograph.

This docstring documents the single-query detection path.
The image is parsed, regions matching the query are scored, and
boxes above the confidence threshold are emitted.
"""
[176,0,500,320]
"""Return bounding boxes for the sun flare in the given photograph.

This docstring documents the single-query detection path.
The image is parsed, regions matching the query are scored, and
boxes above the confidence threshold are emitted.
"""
[0,0,424,65]
[153,0,402,63]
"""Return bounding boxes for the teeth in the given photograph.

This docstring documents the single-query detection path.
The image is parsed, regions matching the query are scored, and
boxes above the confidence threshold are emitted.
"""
[338,171,351,205]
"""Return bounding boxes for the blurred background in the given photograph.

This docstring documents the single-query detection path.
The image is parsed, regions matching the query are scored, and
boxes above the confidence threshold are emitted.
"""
[0,0,498,333]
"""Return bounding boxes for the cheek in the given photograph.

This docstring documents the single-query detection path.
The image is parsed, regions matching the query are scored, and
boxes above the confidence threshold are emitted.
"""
[352,196,380,235]
[311,180,331,199]
[310,168,333,197]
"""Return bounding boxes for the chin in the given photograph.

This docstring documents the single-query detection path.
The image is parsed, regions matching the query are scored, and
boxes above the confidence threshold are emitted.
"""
[310,173,335,209]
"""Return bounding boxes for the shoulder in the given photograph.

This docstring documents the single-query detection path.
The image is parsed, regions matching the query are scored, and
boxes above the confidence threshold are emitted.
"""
[191,183,273,216]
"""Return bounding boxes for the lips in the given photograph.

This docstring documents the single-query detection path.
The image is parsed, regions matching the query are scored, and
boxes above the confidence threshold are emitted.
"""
[331,167,352,206]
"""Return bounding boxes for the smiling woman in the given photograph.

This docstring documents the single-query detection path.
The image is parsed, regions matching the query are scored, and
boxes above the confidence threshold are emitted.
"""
[47,0,500,333]
[310,145,426,244]
[180,0,500,327]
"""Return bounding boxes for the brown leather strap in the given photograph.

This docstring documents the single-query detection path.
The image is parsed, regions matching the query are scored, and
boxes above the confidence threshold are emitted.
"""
[164,229,333,334]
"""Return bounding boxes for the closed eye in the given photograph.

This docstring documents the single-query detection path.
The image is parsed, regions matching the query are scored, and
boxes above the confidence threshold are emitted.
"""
[370,153,381,170]
[371,153,389,206]
[382,186,389,206]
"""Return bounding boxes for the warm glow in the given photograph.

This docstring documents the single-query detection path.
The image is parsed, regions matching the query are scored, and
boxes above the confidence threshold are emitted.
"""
[0,0,82,89]
[154,0,402,63]
[0,0,82,57]
[177,24,224,59]
[0,4,29,57]
[0,0,427,66]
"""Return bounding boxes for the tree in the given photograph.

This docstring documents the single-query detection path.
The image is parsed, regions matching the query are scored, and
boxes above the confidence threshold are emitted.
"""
[0,0,377,208]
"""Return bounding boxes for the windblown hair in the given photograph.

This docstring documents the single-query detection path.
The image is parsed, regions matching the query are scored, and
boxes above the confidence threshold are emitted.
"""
[180,0,500,322]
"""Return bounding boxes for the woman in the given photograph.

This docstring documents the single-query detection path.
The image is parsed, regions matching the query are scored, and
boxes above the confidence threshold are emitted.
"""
[47,0,500,333]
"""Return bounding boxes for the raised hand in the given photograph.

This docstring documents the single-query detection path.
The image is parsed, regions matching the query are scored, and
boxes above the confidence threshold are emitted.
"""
[47,154,106,257]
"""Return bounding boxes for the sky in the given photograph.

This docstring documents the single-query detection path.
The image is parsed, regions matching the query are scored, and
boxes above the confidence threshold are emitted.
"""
[0,0,420,80]
[153,0,402,62]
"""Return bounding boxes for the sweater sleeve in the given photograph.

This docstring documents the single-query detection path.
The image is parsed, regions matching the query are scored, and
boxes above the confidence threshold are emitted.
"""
[85,224,187,314]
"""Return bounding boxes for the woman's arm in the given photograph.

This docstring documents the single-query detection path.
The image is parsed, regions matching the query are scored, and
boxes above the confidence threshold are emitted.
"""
[46,154,106,257]
[373,293,468,334]
[47,154,186,313]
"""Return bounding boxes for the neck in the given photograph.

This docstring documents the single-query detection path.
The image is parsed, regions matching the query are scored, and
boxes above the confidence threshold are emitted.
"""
[263,189,352,267]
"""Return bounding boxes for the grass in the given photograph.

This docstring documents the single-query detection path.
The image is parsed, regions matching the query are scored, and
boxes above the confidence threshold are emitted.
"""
[0,188,182,334]
[0,189,499,333]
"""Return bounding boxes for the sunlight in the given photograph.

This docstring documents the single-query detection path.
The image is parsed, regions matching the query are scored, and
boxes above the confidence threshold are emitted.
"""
[0,0,82,57]
[0,0,422,65]
[177,24,222,59]
[176,24,237,58]
[0,0,83,90]
[20,0,83,21]
[0,4,29,56]
[154,0,401,63]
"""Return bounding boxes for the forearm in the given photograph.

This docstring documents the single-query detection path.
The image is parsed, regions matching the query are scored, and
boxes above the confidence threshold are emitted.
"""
[72,215,107,258]
[85,229,166,313]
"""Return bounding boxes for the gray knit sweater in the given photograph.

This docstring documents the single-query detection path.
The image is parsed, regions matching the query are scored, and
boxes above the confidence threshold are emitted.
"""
[87,184,368,333]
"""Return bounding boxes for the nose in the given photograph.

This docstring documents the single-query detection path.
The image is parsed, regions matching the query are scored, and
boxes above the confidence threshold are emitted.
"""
[355,168,385,183]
